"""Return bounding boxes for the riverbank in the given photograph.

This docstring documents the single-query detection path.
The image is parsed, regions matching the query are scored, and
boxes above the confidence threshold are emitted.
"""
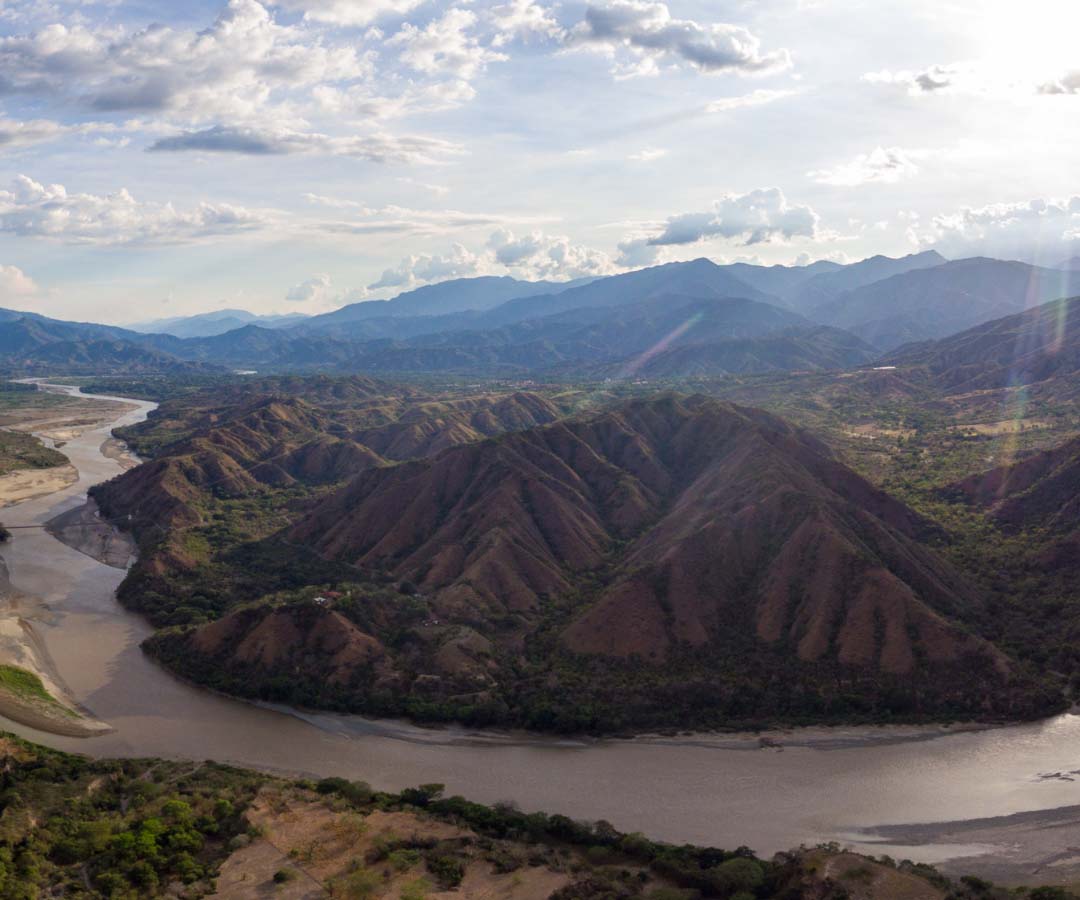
[0,556,112,737]
[0,462,78,507]
[5,381,1080,877]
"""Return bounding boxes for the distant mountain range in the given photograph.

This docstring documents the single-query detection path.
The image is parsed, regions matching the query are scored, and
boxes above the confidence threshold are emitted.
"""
[130,309,309,339]
[7,250,1080,379]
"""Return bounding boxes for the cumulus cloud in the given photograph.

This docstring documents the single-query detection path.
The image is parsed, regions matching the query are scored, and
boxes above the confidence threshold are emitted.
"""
[863,63,972,94]
[272,0,424,26]
[0,0,368,123]
[0,264,39,299]
[389,8,508,80]
[1039,71,1080,95]
[809,147,921,187]
[615,188,817,266]
[916,196,1080,262]
[0,174,270,245]
[147,125,462,164]
[286,272,332,302]
[366,228,616,292]
[489,0,563,46]
[570,0,791,79]
[650,188,816,246]
[368,243,483,290]
[487,228,616,279]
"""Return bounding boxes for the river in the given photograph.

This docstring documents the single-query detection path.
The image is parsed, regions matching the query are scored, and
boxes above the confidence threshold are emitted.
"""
[1,383,1080,866]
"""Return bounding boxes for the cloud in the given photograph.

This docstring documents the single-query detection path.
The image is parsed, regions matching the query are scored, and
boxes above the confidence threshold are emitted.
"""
[0,1,369,123]
[0,117,113,150]
[271,0,424,26]
[389,8,508,80]
[916,196,1080,263]
[809,147,920,187]
[489,0,563,46]
[0,264,39,299]
[147,125,463,164]
[649,188,817,246]
[628,147,667,162]
[704,88,798,113]
[0,174,271,245]
[570,1,792,79]
[303,194,555,235]
[368,243,483,289]
[863,63,971,94]
[487,228,616,279]
[286,272,332,302]
[366,228,616,292]
[1039,71,1080,95]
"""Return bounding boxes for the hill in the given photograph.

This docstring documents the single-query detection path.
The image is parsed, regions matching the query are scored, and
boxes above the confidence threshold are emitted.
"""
[0,309,207,374]
[584,325,875,378]
[140,393,1058,732]
[90,381,565,626]
[882,295,1080,392]
[813,258,1080,350]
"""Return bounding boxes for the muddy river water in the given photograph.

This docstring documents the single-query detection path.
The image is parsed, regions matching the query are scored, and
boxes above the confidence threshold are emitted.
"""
[2,384,1080,867]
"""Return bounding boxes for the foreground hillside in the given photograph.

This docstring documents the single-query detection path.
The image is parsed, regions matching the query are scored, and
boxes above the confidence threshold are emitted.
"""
[89,381,1060,732]
[1,731,1058,900]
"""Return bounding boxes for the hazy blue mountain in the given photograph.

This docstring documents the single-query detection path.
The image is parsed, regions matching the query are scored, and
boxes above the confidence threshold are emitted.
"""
[474,258,777,329]
[584,326,877,379]
[299,275,595,332]
[131,309,309,339]
[720,259,843,303]
[0,310,206,374]
[793,250,947,312]
[813,257,1080,350]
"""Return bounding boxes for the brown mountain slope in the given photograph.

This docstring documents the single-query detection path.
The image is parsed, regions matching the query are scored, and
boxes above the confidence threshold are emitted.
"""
[953,434,1080,533]
[289,395,1008,683]
[883,295,1080,394]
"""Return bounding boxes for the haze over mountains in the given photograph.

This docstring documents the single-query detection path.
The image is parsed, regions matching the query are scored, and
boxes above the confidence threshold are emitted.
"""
[6,250,1080,379]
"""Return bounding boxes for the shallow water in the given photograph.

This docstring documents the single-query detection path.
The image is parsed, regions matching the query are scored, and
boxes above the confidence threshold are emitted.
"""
[2,384,1080,860]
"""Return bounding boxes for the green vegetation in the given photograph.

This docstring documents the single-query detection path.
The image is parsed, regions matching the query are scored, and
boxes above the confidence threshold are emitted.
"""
[0,665,68,713]
[0,732,263,898]
[0,726,1074,898]
[0,430,66,477]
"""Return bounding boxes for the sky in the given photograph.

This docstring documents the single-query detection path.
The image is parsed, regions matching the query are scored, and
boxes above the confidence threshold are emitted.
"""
[1,0,1080,324]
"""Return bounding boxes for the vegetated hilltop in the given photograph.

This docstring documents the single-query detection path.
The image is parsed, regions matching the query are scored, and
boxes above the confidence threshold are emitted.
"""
[949,433,1080,585]
[90,377,565,626]
[146,393,1057,732]
[2,729,1045,900]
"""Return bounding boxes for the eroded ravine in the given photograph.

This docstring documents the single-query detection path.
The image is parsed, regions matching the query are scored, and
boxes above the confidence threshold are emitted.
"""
[0,384,1079,874]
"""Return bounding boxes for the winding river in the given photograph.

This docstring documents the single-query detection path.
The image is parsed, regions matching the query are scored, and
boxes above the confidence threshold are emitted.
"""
[2,384,1080,866]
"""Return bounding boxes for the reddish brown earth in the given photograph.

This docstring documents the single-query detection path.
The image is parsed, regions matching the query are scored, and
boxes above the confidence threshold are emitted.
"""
[291,394,1000,678]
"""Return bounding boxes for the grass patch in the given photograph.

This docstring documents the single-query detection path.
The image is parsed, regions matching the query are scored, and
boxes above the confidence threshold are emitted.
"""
[0,664,75,716]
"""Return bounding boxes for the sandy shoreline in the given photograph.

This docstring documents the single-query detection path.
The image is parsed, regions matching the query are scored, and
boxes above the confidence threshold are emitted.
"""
[0,464,78,508]
[864,804,1080,886]
[0,558,113,738]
